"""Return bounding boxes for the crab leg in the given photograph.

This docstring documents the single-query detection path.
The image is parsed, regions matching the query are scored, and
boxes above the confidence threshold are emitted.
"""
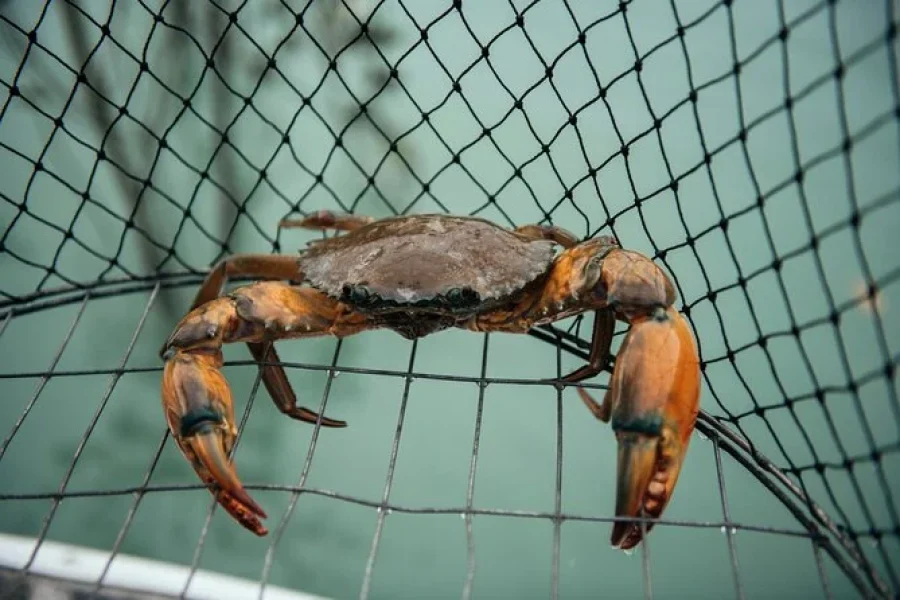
[511,226,619,384]
[513,223,580,248]
[162,254,345,428]
[559,310,616,384]
[161,281,369,535]
[280,210,375,232]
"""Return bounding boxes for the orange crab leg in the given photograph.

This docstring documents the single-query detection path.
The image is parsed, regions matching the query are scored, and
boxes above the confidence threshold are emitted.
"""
[513,223,581,248]
[578,306,700,550]
[279,210,375,232]
[161,281,370,535]
[163,254,347,428]
[559,310,616,383]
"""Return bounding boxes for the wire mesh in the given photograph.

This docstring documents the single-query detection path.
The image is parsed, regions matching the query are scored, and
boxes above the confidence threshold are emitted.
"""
[0,0,898,599]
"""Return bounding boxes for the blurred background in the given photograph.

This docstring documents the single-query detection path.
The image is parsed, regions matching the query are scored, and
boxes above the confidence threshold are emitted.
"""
[0,0,898,598]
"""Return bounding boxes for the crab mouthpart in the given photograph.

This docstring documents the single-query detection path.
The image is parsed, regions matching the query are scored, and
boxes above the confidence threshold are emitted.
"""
[186,430,267,520]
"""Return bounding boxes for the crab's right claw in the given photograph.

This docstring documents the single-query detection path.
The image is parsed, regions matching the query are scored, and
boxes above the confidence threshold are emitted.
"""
[162,350,269,536]
[606,306,700,551]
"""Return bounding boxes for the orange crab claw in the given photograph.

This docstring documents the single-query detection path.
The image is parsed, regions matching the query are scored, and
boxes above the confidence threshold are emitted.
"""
[162,350,269,536]
[609,306,700,550]
[579,306,700,550]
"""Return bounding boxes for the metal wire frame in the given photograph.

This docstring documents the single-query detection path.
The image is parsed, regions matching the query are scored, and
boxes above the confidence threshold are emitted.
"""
[1,0,899,598]
[0,279,892,600]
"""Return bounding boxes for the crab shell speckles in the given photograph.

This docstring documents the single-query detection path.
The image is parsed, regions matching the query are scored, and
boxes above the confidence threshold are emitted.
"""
[298,214,557,315]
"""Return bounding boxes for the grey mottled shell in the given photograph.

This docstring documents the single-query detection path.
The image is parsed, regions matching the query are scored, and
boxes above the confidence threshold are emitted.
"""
[298,214,557,308]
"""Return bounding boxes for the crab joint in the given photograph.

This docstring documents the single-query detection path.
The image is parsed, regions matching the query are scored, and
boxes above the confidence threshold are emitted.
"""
[179,406,223,438]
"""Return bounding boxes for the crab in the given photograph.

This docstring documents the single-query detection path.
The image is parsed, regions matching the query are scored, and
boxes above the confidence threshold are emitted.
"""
[159,211,701,550]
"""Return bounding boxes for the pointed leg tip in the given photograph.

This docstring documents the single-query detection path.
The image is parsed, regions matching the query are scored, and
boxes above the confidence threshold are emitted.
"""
[315,416,349,428]
[576,387,597,407]
[576,386,610,422]
[289,406,348,428]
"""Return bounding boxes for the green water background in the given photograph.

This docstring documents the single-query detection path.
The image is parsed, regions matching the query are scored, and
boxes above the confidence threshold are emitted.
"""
[1,1,898,598]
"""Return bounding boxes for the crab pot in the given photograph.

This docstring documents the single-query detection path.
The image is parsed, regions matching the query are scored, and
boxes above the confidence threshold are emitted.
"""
[0,1,898,599]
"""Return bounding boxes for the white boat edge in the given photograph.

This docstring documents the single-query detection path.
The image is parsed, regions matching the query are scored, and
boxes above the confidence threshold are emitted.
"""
[0,533,333,600]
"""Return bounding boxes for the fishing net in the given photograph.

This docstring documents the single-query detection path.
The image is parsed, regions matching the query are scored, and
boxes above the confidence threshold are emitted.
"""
[0,1,897,598]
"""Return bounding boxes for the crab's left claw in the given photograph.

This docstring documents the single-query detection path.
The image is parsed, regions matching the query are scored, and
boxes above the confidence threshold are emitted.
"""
[162,350,269,536]
[579,306,700,550]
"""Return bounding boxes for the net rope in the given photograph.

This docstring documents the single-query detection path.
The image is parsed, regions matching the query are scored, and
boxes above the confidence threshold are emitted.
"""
[0,1,898,599]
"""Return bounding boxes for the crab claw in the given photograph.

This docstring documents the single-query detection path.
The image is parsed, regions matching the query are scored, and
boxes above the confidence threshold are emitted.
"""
[582,306,700,551]
[162,350,269,536]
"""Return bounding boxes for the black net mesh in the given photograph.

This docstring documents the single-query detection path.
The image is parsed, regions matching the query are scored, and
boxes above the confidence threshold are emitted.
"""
[0,1,898,599]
